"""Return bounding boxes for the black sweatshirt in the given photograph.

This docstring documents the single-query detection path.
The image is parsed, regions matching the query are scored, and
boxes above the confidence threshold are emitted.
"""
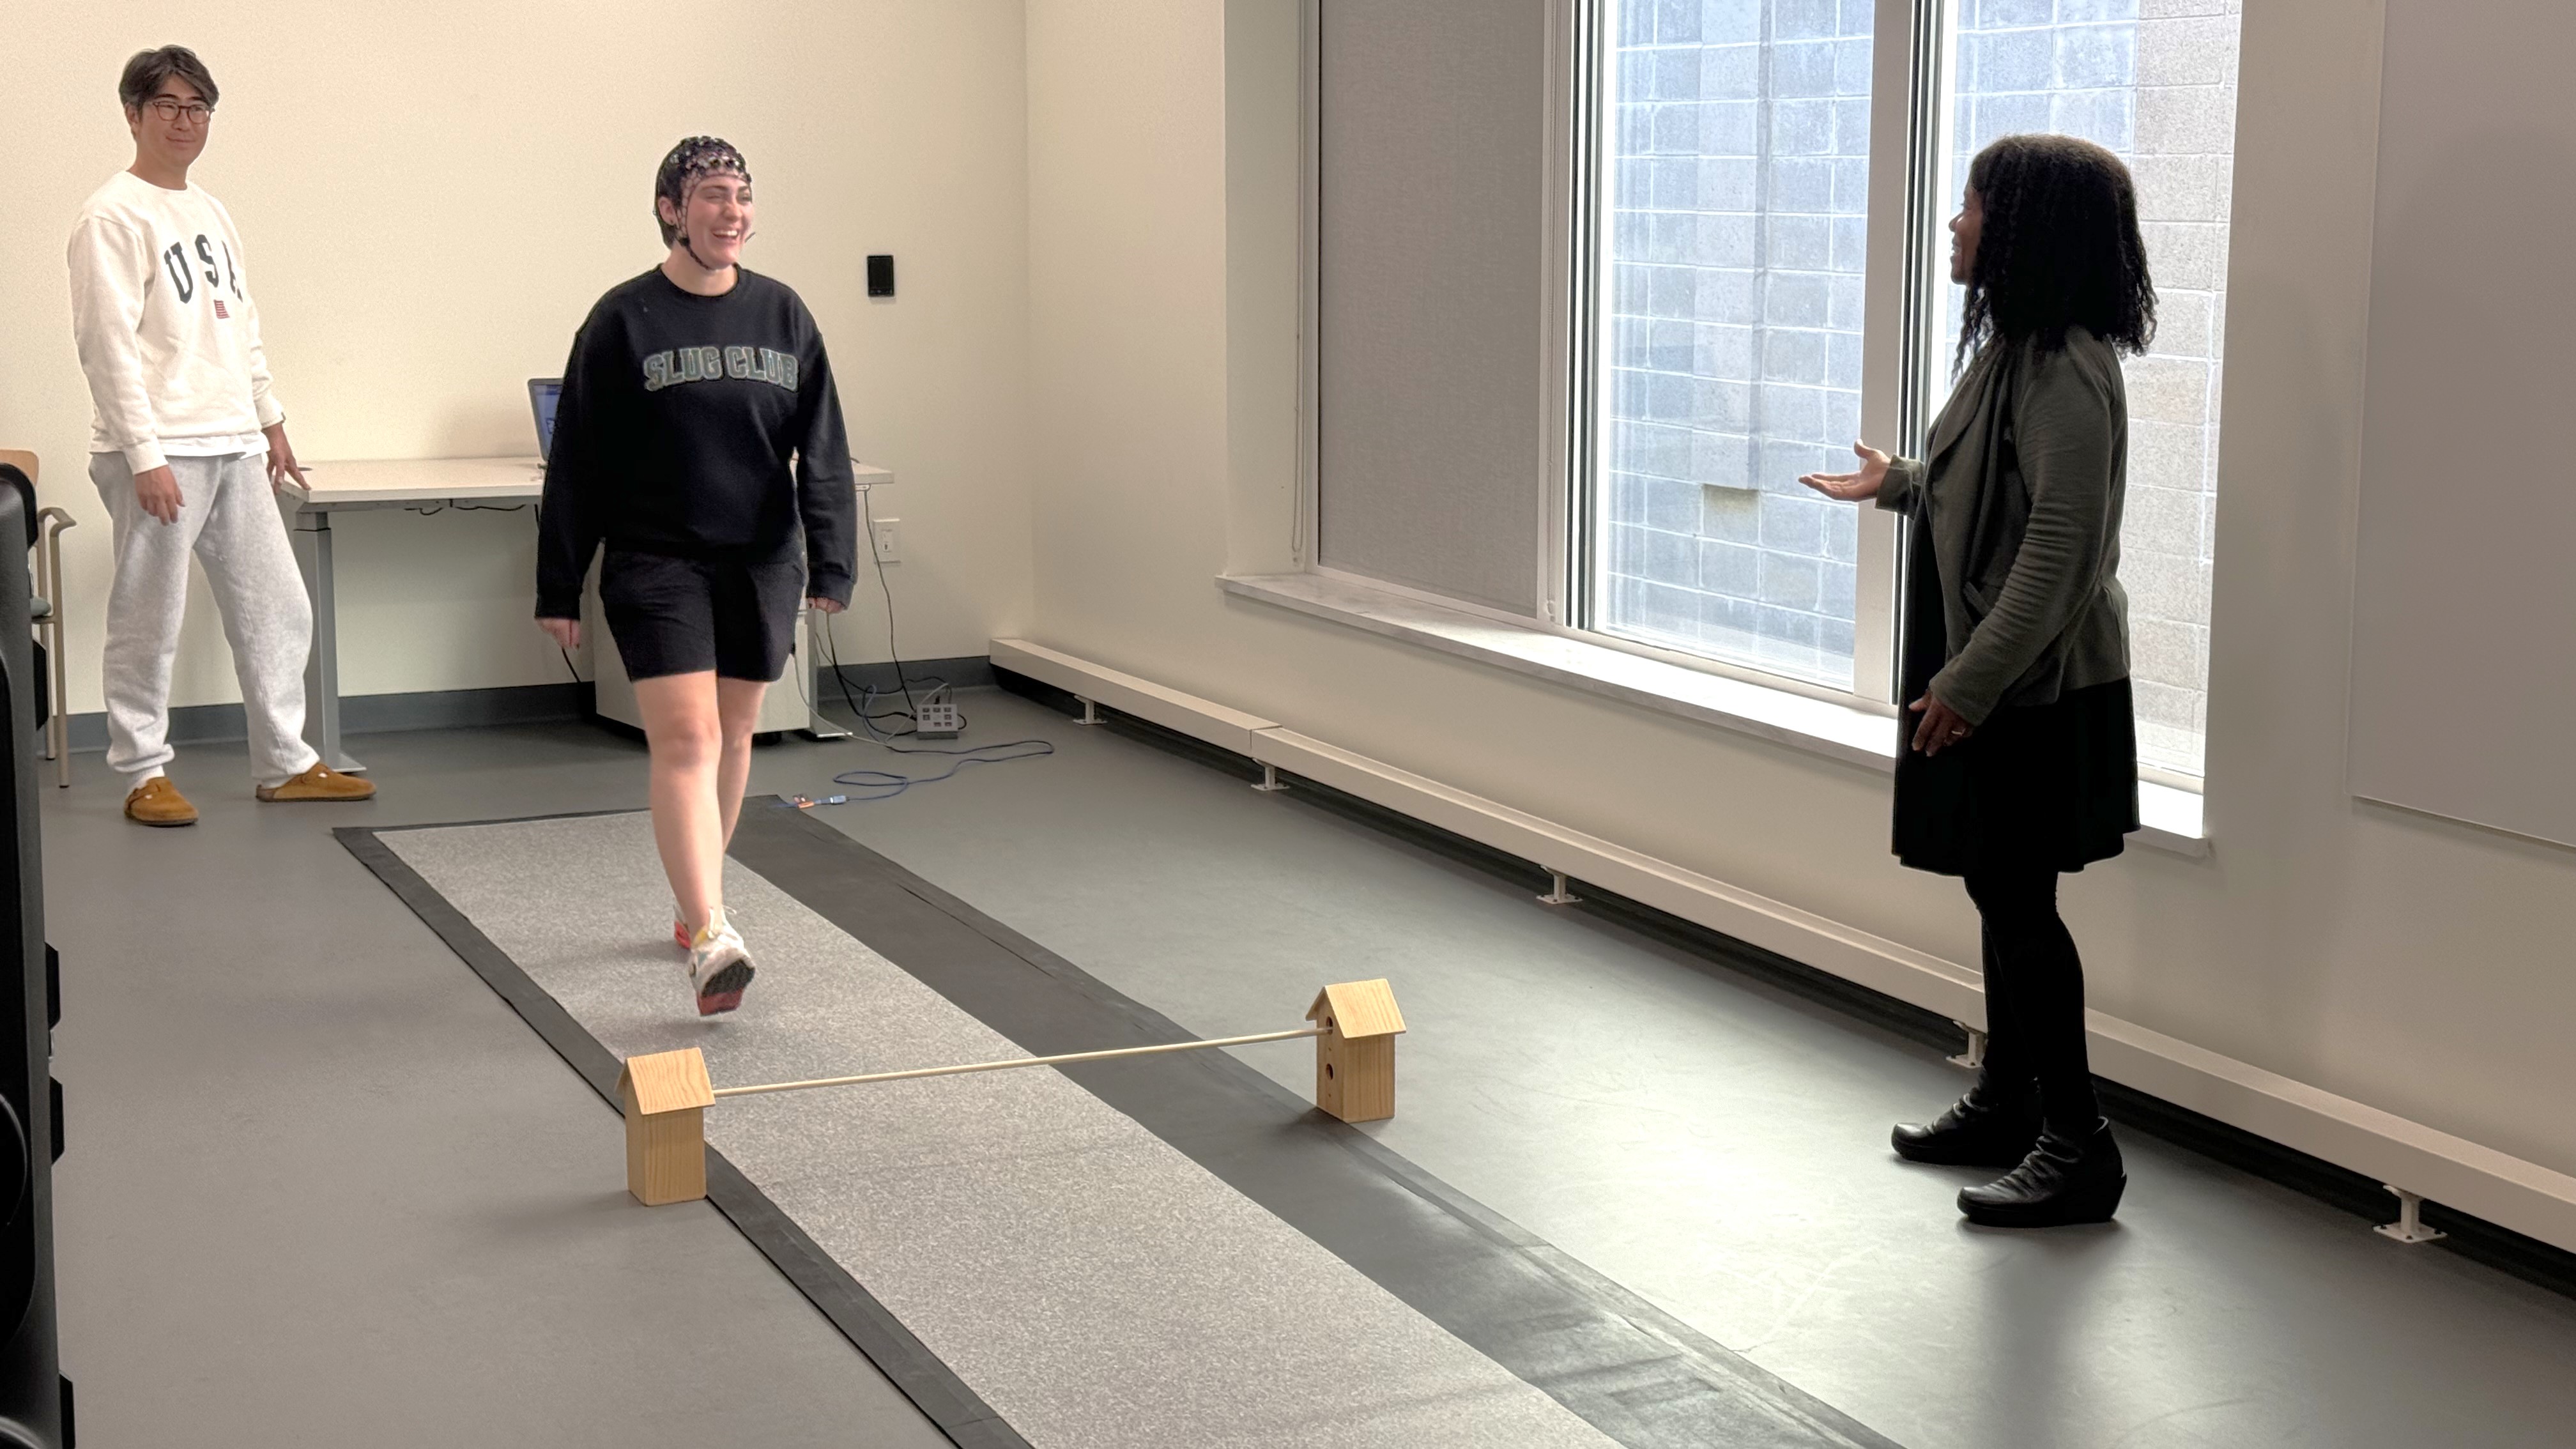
[535,267,855,618]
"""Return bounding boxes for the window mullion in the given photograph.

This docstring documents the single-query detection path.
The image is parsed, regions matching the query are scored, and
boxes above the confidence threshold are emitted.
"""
[1850,0,1940,705]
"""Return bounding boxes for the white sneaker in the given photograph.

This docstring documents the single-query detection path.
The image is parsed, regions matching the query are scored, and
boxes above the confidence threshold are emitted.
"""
[687,910,755,1016]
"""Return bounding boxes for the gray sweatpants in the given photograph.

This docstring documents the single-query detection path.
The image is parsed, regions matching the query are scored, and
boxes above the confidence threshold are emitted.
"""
[90,452,320,791]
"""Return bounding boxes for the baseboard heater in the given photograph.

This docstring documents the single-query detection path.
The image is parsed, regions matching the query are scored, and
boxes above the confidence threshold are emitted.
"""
[990,636,2576,1272]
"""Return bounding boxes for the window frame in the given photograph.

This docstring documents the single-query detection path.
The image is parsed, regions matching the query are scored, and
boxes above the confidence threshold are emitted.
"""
[1292,0,1901,717]
[1287,0,2214,792]
[1560,0,1927,708]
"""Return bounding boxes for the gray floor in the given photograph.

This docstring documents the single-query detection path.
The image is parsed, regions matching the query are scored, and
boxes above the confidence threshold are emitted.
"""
[43,689,2576,1446]
[43,728,953,1448]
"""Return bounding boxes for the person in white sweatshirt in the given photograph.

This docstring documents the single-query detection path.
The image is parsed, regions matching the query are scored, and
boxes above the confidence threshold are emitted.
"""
[68,45,374,825]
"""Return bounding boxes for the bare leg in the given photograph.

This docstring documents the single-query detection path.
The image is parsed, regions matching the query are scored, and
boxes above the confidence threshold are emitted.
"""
[714,677,769,852]
[636,672,724,935]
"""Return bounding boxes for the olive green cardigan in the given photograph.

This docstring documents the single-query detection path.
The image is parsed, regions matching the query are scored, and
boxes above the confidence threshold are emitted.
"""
[1875,326,2133,726]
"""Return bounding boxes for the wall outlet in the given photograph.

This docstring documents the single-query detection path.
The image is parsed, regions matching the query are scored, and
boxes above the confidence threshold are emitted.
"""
[871,519,901,562]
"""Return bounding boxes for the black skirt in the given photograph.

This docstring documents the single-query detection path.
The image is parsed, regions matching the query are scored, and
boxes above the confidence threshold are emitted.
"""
[1890,515,2138,877]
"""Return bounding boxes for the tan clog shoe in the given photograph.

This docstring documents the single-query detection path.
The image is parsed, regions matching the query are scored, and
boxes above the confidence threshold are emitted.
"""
[124,776,199,827]
[255,762,378,803]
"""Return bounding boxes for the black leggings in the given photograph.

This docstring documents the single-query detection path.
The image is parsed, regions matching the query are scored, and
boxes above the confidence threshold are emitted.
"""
[1963,868,2101,1131]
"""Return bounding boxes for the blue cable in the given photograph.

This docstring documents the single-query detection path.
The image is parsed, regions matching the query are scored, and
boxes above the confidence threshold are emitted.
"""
[825,737,1057,802]
[777,686,1054,806]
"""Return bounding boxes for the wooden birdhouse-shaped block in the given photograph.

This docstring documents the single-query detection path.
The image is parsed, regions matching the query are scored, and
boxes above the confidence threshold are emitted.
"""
[618,1048,715,1206]
[1306,979,1406,1123]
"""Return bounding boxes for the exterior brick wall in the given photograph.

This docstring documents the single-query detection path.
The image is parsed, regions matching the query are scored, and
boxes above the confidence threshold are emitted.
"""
[1602,0,1877,687]
[2126,0,2237,774]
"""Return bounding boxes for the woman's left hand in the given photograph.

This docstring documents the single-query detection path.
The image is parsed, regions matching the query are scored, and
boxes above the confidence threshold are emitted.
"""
[1908,693,1975,756]
[807,597,845,615]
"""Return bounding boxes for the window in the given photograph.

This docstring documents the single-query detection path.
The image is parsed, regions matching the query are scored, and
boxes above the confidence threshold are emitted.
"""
[1575,0,2240,776]
[1590,0,1878,691]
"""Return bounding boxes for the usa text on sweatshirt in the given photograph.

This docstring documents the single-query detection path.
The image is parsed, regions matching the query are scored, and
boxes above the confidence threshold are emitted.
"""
[68,171,285,473]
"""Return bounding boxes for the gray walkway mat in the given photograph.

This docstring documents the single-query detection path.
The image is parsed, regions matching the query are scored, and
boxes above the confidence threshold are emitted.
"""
[342,806,1896,1449]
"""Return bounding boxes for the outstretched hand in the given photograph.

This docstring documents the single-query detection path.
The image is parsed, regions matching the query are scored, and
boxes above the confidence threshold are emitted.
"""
[1799,441,1892,502]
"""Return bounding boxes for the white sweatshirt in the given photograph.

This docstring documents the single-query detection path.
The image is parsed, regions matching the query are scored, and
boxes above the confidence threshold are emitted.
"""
[68,171,285,473]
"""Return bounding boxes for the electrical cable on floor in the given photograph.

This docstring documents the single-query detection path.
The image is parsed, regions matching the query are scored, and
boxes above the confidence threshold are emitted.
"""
[781,487,1050,805]
[815,489,938,735]
[806,737,1056,805]
[785,689,1052,806]
[820,620,936,737]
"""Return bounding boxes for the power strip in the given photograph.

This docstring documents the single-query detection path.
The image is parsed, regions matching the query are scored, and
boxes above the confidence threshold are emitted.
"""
[916,698,963,739]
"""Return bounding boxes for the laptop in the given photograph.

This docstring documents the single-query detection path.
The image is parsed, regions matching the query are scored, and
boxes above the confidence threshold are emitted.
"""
[527,378,562,461]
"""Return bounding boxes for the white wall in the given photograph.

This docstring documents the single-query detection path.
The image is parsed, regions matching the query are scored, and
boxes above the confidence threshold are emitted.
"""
[0,0,1032,713]
[1023,0,2576,1184]
[2344,0,2576,852]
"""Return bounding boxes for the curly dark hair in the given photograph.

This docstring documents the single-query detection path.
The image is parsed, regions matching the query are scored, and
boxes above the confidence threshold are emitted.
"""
[1956,134,2154,367]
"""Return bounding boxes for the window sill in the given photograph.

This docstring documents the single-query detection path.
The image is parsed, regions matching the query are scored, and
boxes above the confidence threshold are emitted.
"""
[1219,571,2209,857]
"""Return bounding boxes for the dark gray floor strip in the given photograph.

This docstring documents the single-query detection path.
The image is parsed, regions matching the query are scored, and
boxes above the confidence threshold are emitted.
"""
[335,824,1025,1449]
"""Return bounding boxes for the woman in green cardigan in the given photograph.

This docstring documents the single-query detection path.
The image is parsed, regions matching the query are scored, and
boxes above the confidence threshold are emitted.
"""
[1802,134,2152,1228]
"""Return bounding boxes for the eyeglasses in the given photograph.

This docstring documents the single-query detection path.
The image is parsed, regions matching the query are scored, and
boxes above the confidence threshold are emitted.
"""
[144,98,214,125]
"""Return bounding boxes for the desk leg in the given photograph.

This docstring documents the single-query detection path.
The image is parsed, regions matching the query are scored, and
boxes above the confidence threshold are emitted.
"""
[798,608,852,741]
[289,508,364,773]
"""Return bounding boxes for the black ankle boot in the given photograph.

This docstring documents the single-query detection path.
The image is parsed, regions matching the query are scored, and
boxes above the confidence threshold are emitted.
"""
[1958,1119,2126,1227]
[1891,1083,2041,1167]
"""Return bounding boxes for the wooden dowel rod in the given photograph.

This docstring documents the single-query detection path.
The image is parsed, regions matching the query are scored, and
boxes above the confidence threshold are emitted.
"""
[711,1026,1326,1100]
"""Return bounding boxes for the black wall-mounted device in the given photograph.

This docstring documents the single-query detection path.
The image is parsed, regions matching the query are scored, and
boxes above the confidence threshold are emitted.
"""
[866,254,895,298]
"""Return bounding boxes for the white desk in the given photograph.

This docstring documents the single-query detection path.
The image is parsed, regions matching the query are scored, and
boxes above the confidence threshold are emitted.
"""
[281,457,546,771]
[282,457,893,770]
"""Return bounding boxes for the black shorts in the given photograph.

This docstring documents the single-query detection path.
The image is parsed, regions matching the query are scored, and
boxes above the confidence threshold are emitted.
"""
[599,549,804,682]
